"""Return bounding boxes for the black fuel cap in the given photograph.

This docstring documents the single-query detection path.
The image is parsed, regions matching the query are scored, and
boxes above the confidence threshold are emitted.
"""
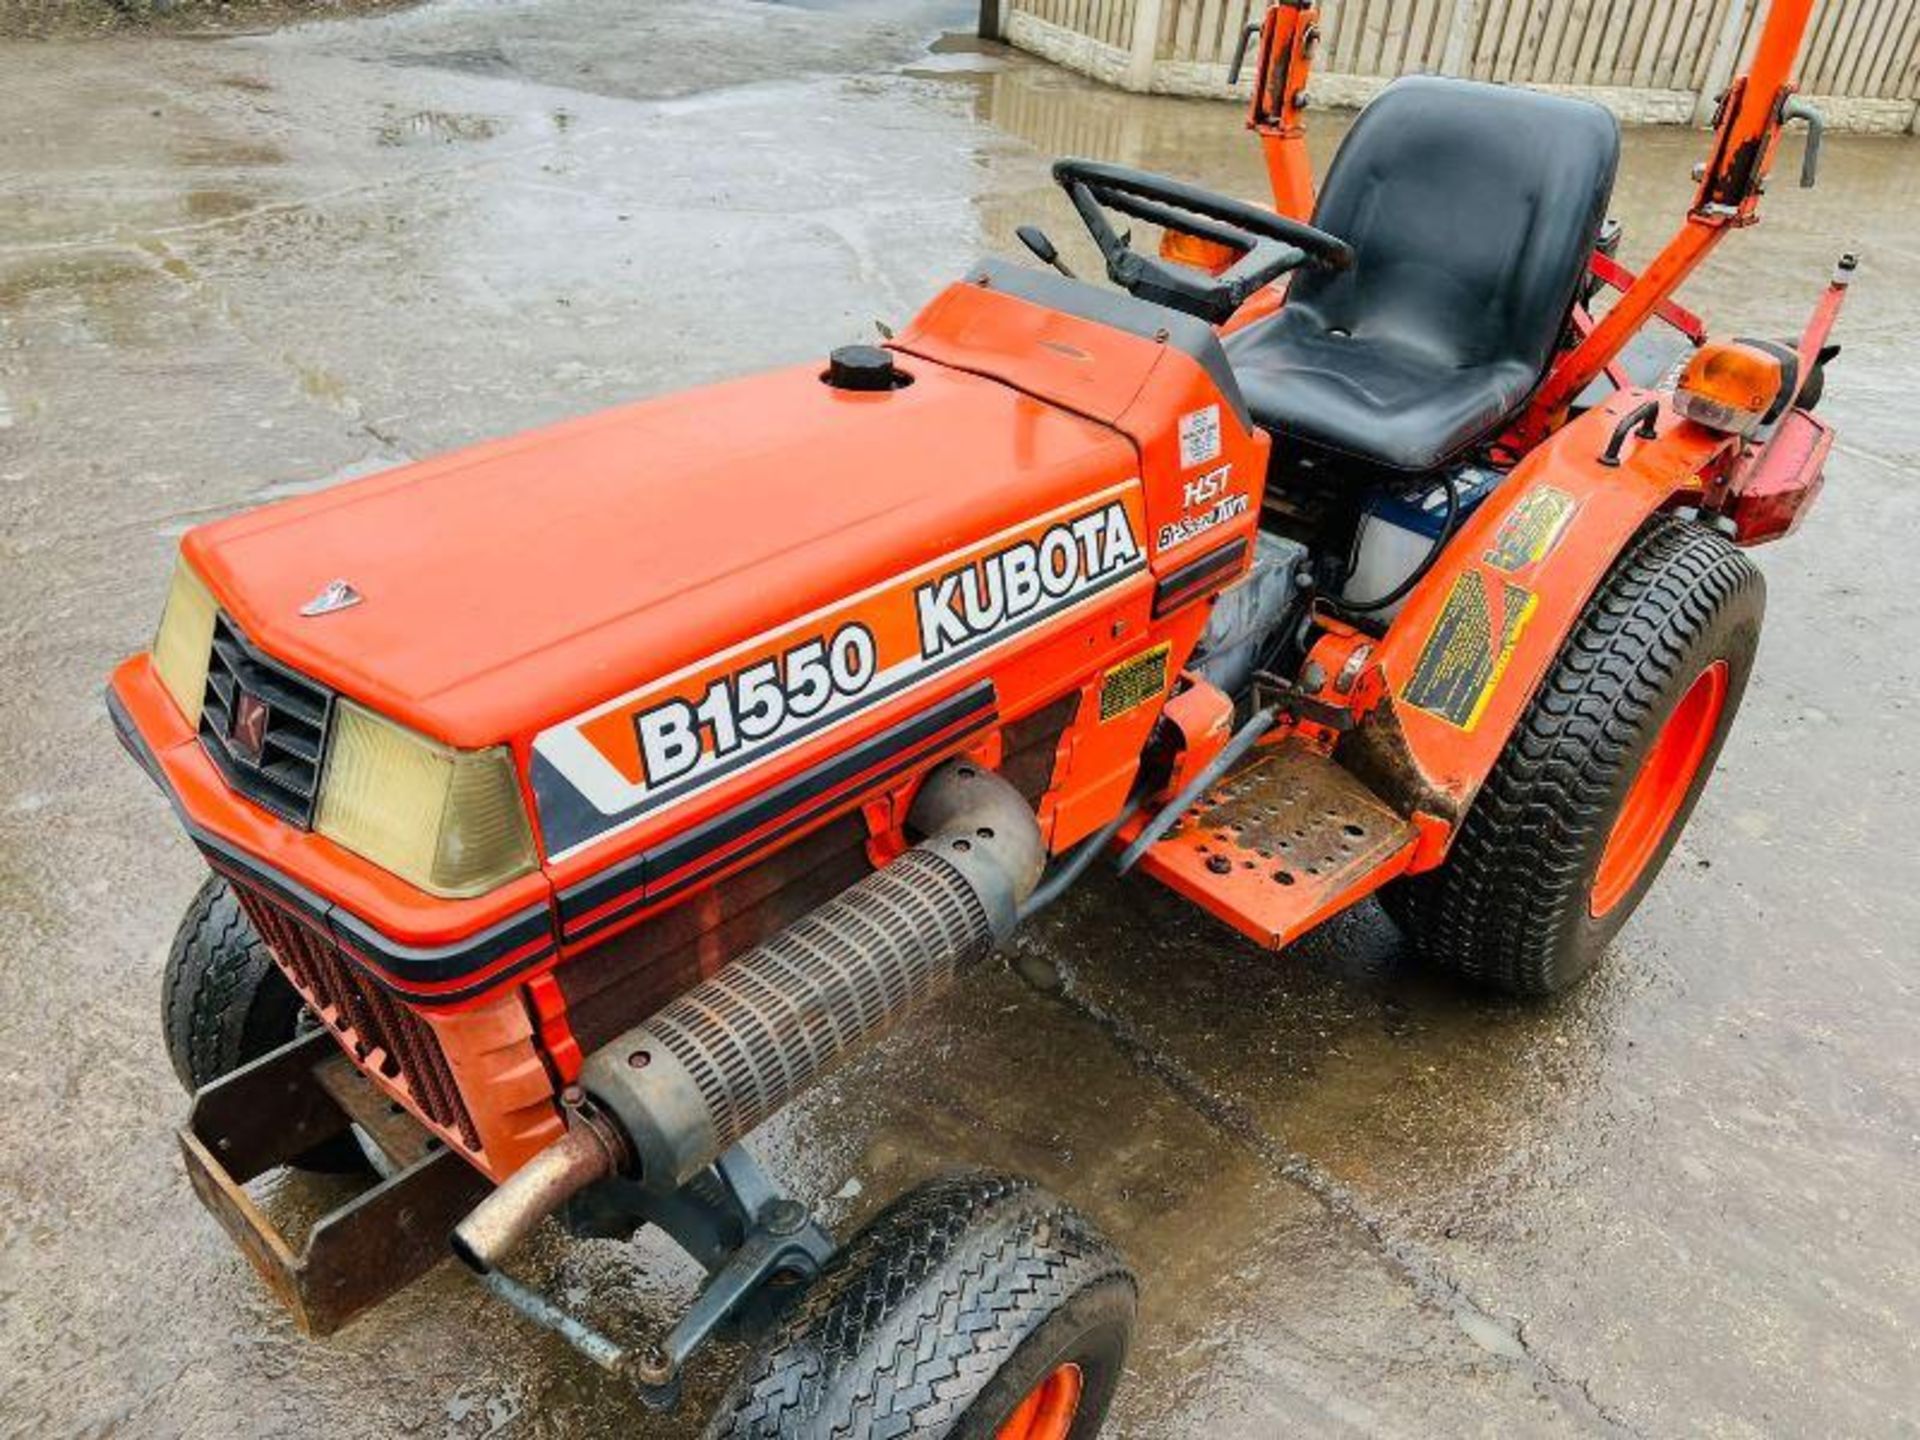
[826,344,903,392]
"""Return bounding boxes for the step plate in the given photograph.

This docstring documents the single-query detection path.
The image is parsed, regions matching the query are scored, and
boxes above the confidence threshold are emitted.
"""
[1129,742,1417,950]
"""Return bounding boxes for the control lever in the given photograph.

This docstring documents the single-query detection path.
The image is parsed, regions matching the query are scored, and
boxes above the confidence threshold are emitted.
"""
[1015,224,1075,279]
[1227,18,1262,85]
[1779,94,1824,188]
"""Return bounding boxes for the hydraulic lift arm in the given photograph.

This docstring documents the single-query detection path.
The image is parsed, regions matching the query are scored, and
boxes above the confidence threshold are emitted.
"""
[1233,0,1321,220]
[1514,0,1824,447]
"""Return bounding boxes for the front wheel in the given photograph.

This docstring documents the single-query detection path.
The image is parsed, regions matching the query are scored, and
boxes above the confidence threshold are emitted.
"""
[709,1172,1136,1439]
[162,875,368,1172]
[1391,514,1764,996]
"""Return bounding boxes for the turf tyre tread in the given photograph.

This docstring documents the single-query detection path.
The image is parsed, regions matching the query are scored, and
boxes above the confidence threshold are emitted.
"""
[161,875,365,1171]
[162,875,299,1090]
[1393,513,1763,995]
[709,1171,1135,1440]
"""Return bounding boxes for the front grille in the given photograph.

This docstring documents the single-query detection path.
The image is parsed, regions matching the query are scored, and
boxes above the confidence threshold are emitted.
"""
[232,885,481,1151]
[199,614,332,828]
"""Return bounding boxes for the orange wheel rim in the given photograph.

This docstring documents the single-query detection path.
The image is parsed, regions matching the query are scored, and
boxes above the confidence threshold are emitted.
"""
[1590,660,1728,918]
[996,1362,1084,1440]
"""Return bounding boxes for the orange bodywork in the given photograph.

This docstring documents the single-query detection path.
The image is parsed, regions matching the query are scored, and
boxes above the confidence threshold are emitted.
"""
[113,266,1268,1179]
[1368,395,1734,831]
[114,0,1840,1183]
[1246,2,1320,220]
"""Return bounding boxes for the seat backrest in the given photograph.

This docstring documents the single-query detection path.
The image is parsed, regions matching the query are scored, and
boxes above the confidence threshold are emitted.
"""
[1290,76,1619,376]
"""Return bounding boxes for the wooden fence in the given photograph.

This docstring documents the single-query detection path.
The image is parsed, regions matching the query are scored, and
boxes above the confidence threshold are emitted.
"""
[998,0,1920,129]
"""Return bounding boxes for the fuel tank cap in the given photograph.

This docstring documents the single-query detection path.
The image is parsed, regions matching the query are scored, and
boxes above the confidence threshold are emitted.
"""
[825,345,907,392]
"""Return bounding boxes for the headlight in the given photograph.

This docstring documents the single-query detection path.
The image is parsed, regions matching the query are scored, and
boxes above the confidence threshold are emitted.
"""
[316,700,537,898]
[152,556,218,728]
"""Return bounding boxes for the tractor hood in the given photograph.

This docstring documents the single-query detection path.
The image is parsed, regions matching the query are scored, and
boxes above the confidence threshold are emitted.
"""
[185,360,1135,750]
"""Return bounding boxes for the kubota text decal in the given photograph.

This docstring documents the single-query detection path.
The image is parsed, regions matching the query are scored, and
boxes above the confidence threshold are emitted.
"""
[531,486,1147,857]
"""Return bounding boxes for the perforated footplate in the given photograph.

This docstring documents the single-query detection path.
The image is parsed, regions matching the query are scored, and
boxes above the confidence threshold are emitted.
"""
[1127,741,1416,950]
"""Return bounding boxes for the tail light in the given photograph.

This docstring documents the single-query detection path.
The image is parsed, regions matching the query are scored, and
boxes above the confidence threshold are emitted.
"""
[1672,338,1798,437]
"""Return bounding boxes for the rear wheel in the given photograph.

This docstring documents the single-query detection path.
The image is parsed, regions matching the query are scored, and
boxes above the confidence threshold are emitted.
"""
[162,875,367,1172]
[1390,514,1763,995]
[709,1172,1136,1440]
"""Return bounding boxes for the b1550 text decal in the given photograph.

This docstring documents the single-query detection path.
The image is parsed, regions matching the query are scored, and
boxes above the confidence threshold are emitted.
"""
[531,486,1147,857]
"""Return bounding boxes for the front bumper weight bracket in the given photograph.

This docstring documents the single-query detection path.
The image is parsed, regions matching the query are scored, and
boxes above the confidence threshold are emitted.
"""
[178,1029,490,1336]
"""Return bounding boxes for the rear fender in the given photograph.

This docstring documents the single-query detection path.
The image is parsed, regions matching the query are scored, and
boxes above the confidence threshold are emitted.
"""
[1346,393,1734,861]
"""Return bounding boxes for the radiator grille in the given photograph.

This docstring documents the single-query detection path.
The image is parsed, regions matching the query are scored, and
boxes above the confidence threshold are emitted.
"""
[233,885,480,1151]
[199,614,332,828]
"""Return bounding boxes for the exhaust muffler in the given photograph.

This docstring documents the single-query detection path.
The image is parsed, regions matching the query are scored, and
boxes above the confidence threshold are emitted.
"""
[452,759,1042,1270]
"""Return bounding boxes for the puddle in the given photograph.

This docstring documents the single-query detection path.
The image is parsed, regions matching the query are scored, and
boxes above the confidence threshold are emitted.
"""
[386,45,519,78]
[183,188,257,221]
[376,109,505,147]
[905,50,1008,78]
[912,28,1007,72]
[176,138,287,167]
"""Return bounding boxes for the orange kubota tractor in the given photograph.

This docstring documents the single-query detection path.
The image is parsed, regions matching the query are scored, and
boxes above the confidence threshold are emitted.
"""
[112,0,1850,1433]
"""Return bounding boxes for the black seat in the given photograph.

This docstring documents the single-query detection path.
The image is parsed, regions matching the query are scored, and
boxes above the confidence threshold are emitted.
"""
[1224,76,1619,475]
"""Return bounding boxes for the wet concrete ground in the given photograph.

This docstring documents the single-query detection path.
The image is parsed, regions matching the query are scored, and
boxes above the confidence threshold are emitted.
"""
[2,2,1917,1435]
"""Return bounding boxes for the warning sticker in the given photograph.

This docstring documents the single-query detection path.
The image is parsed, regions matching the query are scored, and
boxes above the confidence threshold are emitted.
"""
[1483,486,1576,573]
[1402,570,1538,730]
[1178,404,1222,469]
[1099,642,1172,721]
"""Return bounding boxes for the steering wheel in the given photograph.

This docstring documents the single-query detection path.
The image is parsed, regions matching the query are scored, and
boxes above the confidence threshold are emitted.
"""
[1051,159,1353,324]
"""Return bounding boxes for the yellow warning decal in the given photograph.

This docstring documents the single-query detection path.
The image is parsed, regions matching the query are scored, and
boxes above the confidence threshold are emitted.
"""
[1100,643,1171,722]
[1402,571,1538,731]
[1483,486,1576,573]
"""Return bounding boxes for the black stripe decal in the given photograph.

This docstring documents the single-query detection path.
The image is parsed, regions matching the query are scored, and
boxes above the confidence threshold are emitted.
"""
[107,688,164,788]
[1152,537,1248,618]
[329,904,556,985]
[125,666,986,1004]
[193,830,556,985]
[558,681,997,941]
[120,673,988,1004]
[197,843,560,1007]
[330,929,558,1007]
[196,831,339,929]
